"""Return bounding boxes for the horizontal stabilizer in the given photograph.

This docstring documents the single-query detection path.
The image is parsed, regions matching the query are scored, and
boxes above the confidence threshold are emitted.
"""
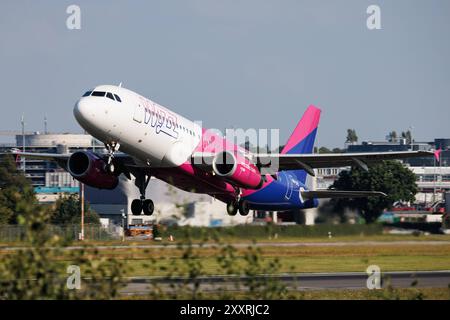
[301,190,387,199]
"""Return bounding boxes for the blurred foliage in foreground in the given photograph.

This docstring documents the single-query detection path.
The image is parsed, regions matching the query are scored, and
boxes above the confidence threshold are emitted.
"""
[0,212,291,300]
[0,213,447,300]
[0,209,124,299]
[145,228,291,300]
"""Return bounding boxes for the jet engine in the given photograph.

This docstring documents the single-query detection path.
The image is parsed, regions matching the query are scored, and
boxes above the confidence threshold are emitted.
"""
[67,151,119,189]
[212,150,263,189]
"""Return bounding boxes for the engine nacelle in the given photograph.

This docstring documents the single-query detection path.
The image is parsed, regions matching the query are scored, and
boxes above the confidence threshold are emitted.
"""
[67,151,119,190]
[212,151,263,189]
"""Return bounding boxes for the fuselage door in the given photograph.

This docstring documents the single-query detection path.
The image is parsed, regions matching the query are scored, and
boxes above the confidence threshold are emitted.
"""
[282,172,294,200]
[133,104,144,123]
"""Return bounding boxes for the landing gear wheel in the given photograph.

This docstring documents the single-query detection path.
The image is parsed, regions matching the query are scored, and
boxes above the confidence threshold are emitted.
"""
[131,199,143,215]
[132,171,154,215]
[238,200,250,216]
[143,199,154,216]
[105,162,115,174]
[227,201,238,216]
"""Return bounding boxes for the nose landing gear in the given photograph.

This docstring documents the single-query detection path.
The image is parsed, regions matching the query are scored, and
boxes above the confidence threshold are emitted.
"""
[104,141,120,175]
[131,198,154,215]
[130,172,154,216]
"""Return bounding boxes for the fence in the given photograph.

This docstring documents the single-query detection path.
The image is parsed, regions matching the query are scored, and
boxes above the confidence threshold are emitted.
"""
[0,224,120,242]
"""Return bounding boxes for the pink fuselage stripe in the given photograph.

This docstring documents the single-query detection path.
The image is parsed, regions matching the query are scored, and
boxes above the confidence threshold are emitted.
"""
[173,127,272,199]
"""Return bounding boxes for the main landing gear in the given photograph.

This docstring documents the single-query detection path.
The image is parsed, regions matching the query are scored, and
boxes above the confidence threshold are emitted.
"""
[227,197,250,216]
[227,189,251,216]
[131,172,154,215]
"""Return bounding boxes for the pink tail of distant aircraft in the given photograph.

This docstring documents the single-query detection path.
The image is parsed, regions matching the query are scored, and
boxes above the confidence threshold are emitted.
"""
[11,85,432,216]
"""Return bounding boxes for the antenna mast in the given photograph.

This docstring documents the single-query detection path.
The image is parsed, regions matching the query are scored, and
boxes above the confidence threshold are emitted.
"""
[21,114,25,173]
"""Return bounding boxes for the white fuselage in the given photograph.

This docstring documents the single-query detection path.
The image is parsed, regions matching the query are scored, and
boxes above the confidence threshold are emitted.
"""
[74,85,201,168]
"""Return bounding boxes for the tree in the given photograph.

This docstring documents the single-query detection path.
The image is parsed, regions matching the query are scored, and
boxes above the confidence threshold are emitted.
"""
[401,130,412,144]
[0,154,37,224]
[315,147,344,154]
[329,161,418,224]
[318,147,331,153]
[388,131,398,142]
[51,194,100,225]
[405,130,412,144]
[332,148,344,153]
[345,129,358,144]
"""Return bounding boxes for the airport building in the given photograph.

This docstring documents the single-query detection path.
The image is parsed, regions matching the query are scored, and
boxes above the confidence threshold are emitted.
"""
[347,138,450,166]
[316,167,347,190]
[347,138,450,205]
[0,132,101,188]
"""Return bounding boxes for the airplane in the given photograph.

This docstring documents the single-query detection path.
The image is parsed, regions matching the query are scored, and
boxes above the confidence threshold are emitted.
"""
[11,85,433,216]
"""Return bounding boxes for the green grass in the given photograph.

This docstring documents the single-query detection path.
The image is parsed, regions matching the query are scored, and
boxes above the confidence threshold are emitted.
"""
[86,242,450,277]
[123,253,450,276]
[5,241,448,277]
[2,234,450,277]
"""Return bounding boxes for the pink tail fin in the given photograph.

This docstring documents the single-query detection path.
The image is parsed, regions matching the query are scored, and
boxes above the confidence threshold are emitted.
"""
[281,105,321,155]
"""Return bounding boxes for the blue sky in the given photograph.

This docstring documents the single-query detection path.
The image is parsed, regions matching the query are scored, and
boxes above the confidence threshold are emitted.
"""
[0,1,449,148]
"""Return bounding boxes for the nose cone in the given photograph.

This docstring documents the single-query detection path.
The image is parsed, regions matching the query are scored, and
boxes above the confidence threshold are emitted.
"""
[74,99,85,120]
[74,98,94,130]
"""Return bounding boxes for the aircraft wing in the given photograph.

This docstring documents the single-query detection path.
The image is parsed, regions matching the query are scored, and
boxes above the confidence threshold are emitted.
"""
[7,150,138,170]
[256,150,433,175]
[301,190,387,199]
[8,150,134,162]
[8,151,71,161]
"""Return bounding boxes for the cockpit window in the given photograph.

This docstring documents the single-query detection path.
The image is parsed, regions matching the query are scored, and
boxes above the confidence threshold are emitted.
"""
[91,91,106,97]
[84,90,121,102]
[113,94,122,102]
[106,92,115,100]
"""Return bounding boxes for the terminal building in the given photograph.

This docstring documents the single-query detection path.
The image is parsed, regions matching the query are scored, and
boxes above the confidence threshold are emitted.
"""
[347,138,450,204]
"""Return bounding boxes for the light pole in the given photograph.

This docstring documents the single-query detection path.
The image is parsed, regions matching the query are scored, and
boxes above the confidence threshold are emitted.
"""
[21,114,25,173]
[408,125,414,151]
[80,183,84,241]
[121,209,126,242]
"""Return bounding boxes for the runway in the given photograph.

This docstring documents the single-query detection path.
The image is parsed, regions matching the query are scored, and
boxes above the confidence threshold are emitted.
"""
[2,240,450,251]
[120,270,450,295]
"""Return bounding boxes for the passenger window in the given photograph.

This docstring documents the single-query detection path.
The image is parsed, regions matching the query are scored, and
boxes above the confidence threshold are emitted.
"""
[82,91,92,97]
[91,91,106,97]
[113,94,122,102]
[106,92,115,100]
